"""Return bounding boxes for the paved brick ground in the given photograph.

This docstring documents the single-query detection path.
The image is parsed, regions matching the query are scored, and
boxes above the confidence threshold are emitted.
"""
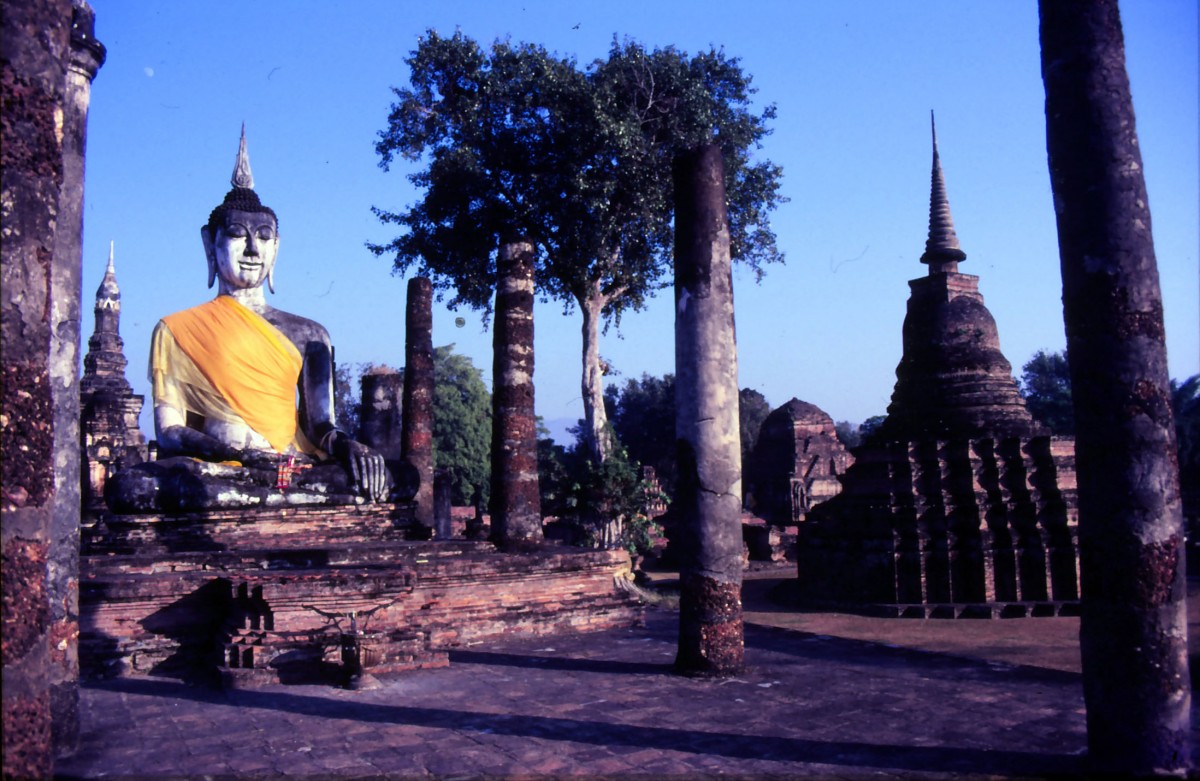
[56,568,1197,780]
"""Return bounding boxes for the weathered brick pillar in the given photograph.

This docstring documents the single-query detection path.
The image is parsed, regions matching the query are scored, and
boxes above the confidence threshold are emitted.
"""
[672,145,744,676]
[401,278,435,533]
[359,370,403,460]
[2,0,89,776]
[490,239,543,547]
[47,1,105,757]
[1040,0,1192,773]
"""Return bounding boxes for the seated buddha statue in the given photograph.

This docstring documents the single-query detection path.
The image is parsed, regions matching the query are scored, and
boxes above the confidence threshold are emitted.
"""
[106,130,411,513]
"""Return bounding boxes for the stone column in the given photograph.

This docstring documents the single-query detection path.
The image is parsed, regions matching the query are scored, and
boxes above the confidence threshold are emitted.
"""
[401,278,435,534]
[433,468,453,539]
[672,145,744,676]
[46,1,105,756]
[490,239,542,547]
[359,370,403,460]
[2,0,83,776]
[1040,1,1191,773]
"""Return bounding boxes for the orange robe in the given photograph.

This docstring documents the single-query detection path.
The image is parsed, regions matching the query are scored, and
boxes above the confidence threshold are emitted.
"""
[151,295,314,454]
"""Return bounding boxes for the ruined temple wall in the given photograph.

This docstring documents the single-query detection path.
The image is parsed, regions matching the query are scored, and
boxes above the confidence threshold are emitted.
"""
[797,435,1079,616]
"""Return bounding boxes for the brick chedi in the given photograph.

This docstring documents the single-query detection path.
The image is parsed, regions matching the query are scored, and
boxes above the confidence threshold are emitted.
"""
[796,116,1080,618]
[747,399,854,525]
[80,244,147,512]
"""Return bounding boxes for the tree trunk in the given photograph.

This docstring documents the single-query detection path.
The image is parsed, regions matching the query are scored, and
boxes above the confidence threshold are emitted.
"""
[580,288,612,464]
[1039,1,1191,774]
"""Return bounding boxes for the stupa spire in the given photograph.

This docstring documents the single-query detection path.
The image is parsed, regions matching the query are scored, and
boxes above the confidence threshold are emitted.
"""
[232,122,254,190]
[96,239,120,309]
[920,111,967,273]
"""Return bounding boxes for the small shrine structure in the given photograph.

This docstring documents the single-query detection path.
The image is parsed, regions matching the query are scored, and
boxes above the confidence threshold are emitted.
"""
[747,398,854,525]
[796,116,1080,617]
[79,243,147,511]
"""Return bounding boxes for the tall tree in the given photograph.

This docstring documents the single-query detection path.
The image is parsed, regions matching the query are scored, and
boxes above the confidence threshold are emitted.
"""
[1018,349,1074,435]
[372,31,784,463]
[432,344,492,506]
[1040,0,1191,773]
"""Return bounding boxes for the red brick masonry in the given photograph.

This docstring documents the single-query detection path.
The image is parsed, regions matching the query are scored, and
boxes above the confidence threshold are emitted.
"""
[80,504,643,686]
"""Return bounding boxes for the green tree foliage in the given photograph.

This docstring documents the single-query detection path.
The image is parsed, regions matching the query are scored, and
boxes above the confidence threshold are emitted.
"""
[834,420,861,449]
[539,435,664,557]
[537,435,573,519]
[604,373,676,491]
[858,415,887,444]
[372,30,785,464]
[603,372,769,501]
[1019,349,1075,435]
[739,387,771,479]
[333,362,362,439]
[432,344,491,506]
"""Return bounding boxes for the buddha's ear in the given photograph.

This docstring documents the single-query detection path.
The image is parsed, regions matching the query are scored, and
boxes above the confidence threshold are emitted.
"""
[201,225,216,289]
[267,235,279,294]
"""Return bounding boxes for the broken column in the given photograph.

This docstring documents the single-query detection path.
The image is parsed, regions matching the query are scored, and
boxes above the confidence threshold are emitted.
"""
[401,278,435,534]
[359,369,403,460]
[672,144,744,676]
[490,239,543,546]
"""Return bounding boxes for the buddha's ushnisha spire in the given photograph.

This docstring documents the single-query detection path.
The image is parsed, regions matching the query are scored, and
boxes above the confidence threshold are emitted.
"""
[106,239,115,274]
[920,111,966,274]
[232,122,254,190]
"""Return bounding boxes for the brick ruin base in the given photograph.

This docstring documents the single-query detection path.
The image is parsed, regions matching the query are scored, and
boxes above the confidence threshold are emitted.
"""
[797,435,1079,618]
[80,504,643,687]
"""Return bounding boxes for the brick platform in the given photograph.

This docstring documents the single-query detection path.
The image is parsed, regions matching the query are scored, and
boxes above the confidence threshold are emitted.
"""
[80,505,643,686]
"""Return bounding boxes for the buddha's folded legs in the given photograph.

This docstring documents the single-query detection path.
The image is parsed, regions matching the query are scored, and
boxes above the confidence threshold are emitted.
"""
[105,456,417,514]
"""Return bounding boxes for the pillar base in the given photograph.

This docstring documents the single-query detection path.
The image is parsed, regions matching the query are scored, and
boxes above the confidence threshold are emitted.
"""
[675,573,744,677]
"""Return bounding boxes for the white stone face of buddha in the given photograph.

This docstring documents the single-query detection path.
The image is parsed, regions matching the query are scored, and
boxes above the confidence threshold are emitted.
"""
[213,209,279,292]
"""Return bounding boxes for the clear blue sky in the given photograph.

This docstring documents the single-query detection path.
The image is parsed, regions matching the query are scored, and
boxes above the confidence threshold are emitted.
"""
[82,1,1197,445]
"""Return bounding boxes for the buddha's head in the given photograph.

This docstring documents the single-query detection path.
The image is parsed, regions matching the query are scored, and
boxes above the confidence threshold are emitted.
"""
[201,127,281,293]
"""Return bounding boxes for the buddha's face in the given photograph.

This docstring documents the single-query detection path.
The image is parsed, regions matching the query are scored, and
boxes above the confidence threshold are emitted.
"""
[211,209,279,291]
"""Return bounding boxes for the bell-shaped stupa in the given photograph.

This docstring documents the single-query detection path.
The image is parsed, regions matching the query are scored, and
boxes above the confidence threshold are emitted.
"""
[795,117,1079,618]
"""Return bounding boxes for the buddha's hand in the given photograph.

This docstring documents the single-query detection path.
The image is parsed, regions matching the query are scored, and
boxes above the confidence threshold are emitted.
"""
[336,437,389,503]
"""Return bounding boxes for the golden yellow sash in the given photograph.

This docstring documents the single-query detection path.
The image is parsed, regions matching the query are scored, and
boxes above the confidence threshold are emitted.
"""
[160,296,302,453]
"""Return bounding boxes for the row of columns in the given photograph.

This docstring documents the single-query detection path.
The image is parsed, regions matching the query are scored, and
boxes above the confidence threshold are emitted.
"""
[2,0,1185,769]
[357,150,746,675]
